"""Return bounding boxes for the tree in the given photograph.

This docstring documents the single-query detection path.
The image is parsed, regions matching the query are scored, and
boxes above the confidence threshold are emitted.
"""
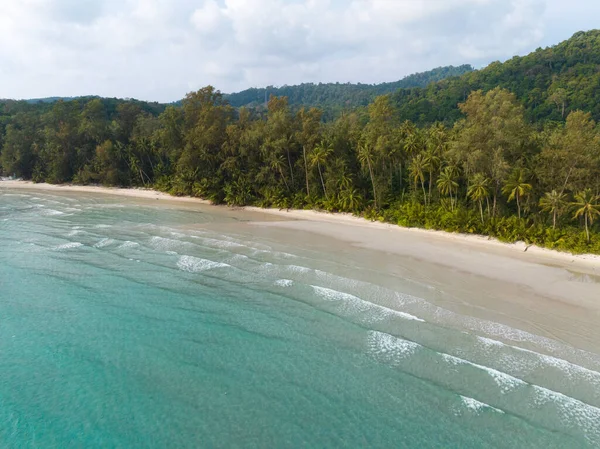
[310,141,333,200]
[539,190,568,229]
[572,189,600,243]
[468,173,490,223]
[502,168,532,219]
[437,166,459,211]
[358,144,378,209]
[409,154,428,204]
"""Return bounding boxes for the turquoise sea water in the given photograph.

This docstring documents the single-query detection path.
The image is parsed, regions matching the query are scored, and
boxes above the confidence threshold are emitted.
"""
[1,189,600,448]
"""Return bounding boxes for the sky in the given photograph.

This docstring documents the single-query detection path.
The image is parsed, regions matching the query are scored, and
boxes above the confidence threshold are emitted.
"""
[0,0,598,102]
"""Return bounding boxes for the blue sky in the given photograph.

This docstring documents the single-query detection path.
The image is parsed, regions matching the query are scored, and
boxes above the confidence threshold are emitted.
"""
[0,0,598,102]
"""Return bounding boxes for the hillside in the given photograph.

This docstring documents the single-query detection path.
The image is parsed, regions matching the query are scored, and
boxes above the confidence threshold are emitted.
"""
[391,30,600,125]
[225,65,474,111]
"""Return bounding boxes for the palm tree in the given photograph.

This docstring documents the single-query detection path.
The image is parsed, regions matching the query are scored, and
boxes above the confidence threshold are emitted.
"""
[539,190,568,229]
[572,189,600,243]
[358,144,378,209]
[409,154,428,204]
[310,141,333,200]
[423,148,441,205]
[468,173,490,223]
[502,168,532,219]
[340,188,363,212]
[437,166,459,211]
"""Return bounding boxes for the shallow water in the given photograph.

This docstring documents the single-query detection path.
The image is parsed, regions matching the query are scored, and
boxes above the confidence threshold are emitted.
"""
[1,189,600,448]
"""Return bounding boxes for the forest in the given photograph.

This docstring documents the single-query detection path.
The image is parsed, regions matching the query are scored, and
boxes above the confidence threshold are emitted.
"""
[225,65,474,119]
[1,31,599,254]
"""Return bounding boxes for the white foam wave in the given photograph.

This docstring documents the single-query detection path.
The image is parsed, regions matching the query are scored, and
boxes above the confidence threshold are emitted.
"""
[460,396,505,414]
[288,265,312,274]
[41,209,64,216]
[150,236,193,252]
[94,238,115,248]
[53,242,84,251]
[177,255,230,273]
[274,279,294,287]
[533,386,600,442]
[367,331,420,364]
[476,336,600,385]
[118,241,139,249]
[312,286,425,323]
[442,354,526,393]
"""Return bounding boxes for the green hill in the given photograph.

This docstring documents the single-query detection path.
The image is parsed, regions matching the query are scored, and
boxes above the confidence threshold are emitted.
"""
[225,65,474,111]
[391,30,600,125]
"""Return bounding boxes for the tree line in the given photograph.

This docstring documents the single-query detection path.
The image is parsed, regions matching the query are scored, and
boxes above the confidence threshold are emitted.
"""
[1,85,599,254]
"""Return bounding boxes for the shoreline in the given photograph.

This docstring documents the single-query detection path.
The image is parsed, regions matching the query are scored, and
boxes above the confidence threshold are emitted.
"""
[3,179,599,270]
[3,179,600,354]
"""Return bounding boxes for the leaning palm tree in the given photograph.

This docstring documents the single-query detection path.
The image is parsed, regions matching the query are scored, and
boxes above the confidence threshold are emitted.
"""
[310,141,333,200]
[437,166,459,211]
[357,144,378,209]
[539,190,568,229]
[468,173,490,223]
[409,154,428,204]
[502,168,532,219]
[572,189,600,243]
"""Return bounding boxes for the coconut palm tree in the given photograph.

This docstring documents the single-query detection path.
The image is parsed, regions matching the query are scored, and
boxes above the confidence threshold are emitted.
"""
[409,154,428,204]
[502,168,532,219]
[539,190,568,229]
[310,141,333,200]
[468,173,490,223]
[340,188,363,212]
[572,189,600,243]
[437,166,459,211]
[358,143,378,209]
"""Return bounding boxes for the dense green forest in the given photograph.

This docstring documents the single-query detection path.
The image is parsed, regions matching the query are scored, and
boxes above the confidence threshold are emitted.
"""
[225,65,474,118]
[1,32,599,254]
[391,30,600,125]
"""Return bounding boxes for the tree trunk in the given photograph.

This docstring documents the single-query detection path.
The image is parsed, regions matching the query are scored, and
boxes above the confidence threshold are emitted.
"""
[318,163,328,200]
[421,180,427,205]
[479,200,484,223]
[553,210,556,229]
[303,145,310,197]
[428,170,433,205]
[585,214,590,243]
[516,193,521,219]
[286,148,294,187]
[367,158,377,209]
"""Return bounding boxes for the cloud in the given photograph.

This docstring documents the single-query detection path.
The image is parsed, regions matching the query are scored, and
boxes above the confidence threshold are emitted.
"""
[0,0,593,102]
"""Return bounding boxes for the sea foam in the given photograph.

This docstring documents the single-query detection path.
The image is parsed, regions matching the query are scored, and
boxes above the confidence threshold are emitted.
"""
[177,255,230,273]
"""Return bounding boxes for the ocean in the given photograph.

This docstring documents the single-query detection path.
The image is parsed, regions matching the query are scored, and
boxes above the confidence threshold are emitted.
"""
[1,188,599,448]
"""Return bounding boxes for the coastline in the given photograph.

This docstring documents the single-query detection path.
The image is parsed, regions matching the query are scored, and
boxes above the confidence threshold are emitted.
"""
[3,179,599,269]
[3,179,600,354]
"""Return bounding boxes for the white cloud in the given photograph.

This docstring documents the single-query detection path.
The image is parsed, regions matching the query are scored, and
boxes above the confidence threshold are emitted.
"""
[0,0,595,102]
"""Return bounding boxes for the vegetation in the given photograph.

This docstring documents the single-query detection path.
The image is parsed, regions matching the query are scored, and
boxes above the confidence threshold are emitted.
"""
[390,30,600,125]
[1,32,600,254]
[226,65,474,119]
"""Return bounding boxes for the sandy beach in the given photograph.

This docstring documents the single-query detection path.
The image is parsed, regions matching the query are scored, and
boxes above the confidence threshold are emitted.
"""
[3,179,600,353]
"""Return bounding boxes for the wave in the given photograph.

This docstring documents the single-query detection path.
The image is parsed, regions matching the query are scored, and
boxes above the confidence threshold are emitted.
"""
[177,255,230,273]
[274,279,294,287]
[53,242,84,251]
[312,286,425,323]
[117,241,139,249]
[93,238,115,248]
[476,336,600,386]
[367,331,600,444]
[367,331,420,364]
[460,396,505,414]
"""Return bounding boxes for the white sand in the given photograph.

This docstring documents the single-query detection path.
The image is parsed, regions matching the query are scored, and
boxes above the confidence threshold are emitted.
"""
[4,180,598,269]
